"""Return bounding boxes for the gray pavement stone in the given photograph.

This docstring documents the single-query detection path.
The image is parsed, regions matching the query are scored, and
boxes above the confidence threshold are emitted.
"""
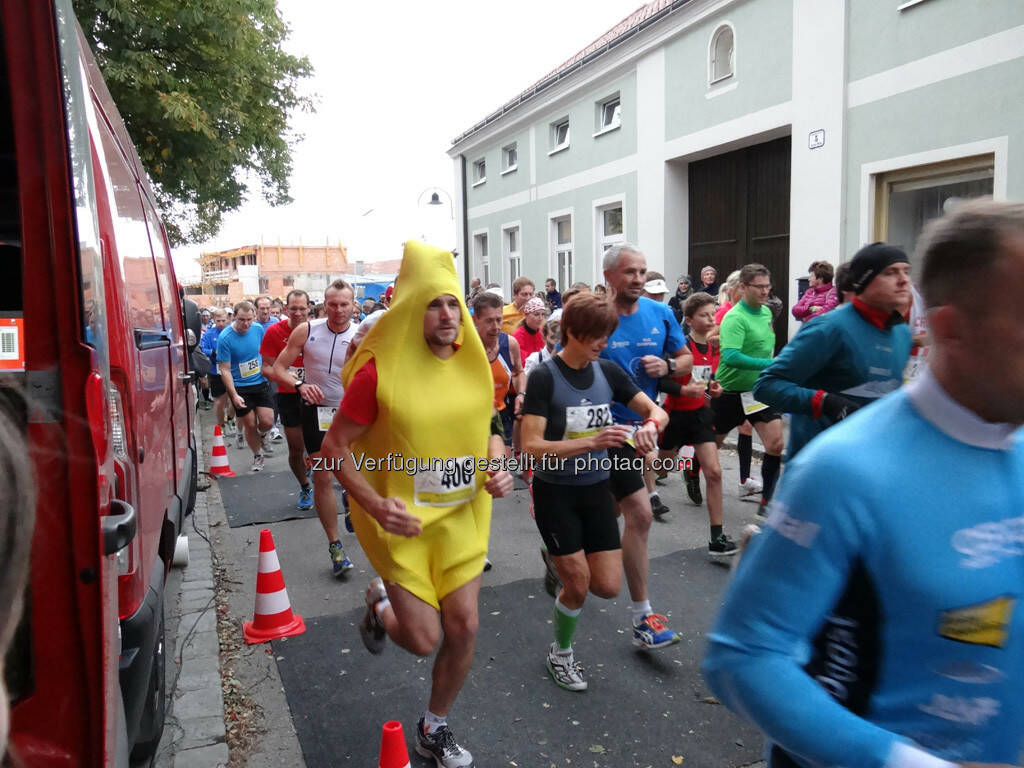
[175,717,228,751]
[181,578,215,592]
[173,742,229,768]
[175,656,221,692]
[179,630,220,664]
[179,592,216,614]
[174,682,225,721]
[176,608,217,638]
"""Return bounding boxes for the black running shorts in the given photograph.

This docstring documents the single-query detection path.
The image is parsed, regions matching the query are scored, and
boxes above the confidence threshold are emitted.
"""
[300,401,338,455]
[607,444,645,501]
[532,477,620,556]
[208,372,226,398]
[659,406,716,450]
[277,392,302,429]
[233,382,273,418]
[712,390,782,435]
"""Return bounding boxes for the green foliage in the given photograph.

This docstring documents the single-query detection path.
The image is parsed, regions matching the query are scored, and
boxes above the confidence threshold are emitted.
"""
[73,0,314,245]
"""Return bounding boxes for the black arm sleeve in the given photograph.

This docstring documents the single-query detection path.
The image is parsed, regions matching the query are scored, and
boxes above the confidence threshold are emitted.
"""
[599,360,641,406]
[657,376,682,395]
[523,365,554,419]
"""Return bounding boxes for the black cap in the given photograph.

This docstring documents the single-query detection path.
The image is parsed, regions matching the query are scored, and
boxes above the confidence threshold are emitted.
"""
[849,243,909,294]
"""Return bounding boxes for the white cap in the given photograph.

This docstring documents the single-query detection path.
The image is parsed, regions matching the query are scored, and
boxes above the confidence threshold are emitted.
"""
[644,278,669,295]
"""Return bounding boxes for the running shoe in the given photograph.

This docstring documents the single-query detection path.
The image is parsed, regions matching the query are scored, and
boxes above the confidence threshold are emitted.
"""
[654,470,669,486]
[540,547,561,598]
[483,557,493,572]
[270,426,284,442]
[650,493,670,520]
[738,477,762,499]
[632,613,680,649]
[236,431,246,450]
[260,435,274,455]
[708,533,738,557]
[414,719,474,768]
[297,485,313,511]
[250,453,265,473]
[685,472,703,505]
[757,499,770,519]
[360,577,388,654]
[329,540,354,576]
[546,643,587,691]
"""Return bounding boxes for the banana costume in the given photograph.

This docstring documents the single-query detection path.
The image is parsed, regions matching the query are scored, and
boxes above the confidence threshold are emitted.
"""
[341,241,494,609]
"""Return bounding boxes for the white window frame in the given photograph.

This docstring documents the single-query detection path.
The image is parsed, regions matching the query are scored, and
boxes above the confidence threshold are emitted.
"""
[548,117,570,156]
[501,143,518,175]
[708,23,736,86]
[472,228,490,286]
[593,196,626,282]
[501,221,522,292]
[472,158,487,187]
[594,93,621,137]
[547,208,575,292]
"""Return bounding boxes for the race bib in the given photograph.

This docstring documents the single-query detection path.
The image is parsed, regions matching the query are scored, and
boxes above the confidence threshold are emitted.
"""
[564,403,613,440]
[691,365,713,384]
[239,357,260,379]
[288,365,305,383]
[413,456,477,507]
[903,347,929,386]
[740,390,769,415]
[316,406,337,432]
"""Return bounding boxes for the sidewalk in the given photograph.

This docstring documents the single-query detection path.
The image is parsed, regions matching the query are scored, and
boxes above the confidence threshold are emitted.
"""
[155,419,230,768]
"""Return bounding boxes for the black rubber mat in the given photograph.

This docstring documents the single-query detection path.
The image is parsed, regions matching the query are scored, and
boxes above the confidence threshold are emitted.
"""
[274,549,763,767]
[218,470,338,527]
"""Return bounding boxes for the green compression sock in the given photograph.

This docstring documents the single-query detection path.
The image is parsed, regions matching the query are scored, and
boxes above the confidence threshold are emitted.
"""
[554,596,582,651]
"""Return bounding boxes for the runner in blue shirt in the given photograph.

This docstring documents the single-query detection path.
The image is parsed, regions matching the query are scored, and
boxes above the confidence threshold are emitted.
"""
[598,244,691,650]
[217,301,273,472]
[703,200,1024,768]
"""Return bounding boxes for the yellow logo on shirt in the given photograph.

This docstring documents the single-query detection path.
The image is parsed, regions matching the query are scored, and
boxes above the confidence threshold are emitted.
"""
[938,596,1015,648]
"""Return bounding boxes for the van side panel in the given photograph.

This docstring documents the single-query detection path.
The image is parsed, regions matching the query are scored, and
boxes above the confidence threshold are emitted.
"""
[4,1,120,762]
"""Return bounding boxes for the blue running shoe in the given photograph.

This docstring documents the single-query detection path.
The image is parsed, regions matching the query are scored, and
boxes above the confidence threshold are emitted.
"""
[632,613,680,650]
[344,513,354,533]
[329,540,353,577]
[297,485,313,511]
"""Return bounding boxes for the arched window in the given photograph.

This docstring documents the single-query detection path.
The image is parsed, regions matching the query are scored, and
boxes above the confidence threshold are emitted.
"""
[710,24,734,84]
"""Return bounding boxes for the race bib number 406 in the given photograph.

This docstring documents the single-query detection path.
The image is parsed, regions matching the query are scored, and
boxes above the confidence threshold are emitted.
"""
[564,403,613,440]
[413,456,477,507]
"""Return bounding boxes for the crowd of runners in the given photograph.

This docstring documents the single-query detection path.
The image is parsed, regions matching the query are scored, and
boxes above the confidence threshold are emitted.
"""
[186,200,1022,768]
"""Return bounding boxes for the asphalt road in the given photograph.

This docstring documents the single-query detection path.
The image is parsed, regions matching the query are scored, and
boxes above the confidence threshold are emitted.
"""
[203,411,770,767]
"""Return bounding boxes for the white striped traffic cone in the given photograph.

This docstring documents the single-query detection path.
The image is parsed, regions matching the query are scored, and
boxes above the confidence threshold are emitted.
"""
[209,424,236,478]
[242,529,306,644]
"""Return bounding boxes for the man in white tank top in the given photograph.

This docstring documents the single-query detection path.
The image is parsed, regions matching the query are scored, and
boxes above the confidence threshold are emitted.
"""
[273,279,358,577]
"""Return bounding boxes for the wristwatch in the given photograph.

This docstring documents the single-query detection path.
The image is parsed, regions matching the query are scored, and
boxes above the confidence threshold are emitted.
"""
[665,356,676,374]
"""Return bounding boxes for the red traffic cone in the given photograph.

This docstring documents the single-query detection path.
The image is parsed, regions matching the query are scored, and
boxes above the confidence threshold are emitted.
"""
[378,721,411,768]
[209,424,236,478]
[242,529,306,644]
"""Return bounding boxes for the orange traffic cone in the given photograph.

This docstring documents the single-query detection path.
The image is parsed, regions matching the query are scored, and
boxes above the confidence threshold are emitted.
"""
[209,424,235,478]
[378,721,411,768]
[242,529,306,644]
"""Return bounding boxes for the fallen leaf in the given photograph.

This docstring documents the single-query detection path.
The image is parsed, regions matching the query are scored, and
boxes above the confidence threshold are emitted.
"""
[671,757,684,765]
[588,744,605,754]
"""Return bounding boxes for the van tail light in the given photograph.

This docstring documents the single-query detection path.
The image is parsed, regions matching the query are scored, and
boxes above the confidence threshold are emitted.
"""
[116,534,143,621]
[108,385,127,459]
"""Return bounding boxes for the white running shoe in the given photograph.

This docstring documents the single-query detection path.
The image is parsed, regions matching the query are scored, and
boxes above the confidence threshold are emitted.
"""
[251,453,265,473]
[269,426,284,442]
[738,477,762,499]
[546,643,587,691]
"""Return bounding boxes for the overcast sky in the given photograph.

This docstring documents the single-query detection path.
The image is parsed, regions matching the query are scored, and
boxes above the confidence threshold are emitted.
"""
[171,0,644,278]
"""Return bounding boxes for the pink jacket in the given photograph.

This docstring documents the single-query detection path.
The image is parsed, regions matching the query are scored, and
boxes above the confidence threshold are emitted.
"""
[792,283,838,321]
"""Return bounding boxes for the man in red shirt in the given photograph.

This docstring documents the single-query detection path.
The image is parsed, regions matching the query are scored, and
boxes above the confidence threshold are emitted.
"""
[260,289,313,510]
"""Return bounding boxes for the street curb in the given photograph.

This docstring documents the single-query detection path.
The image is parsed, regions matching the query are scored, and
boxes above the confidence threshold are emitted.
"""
[156,416,230,768]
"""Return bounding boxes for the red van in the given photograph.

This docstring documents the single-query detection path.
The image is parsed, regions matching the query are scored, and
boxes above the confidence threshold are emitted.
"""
[2,0,198,763]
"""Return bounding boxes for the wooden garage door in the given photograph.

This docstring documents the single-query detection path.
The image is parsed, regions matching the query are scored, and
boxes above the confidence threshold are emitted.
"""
[689,136,791,350]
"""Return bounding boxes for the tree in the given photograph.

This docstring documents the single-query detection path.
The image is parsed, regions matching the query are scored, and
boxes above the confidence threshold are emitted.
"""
[73,0,314,245]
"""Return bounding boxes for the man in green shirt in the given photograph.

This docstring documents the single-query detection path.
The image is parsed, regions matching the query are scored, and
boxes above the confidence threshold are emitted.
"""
[712,263,784,517]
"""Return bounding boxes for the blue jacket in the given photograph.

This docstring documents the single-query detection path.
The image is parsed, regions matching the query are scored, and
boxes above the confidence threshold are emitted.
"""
[753,302,911,459]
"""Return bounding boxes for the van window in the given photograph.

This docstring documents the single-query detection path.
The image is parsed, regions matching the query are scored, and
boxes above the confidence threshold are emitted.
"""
[93,115,163,342]
[55,0,108,356]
